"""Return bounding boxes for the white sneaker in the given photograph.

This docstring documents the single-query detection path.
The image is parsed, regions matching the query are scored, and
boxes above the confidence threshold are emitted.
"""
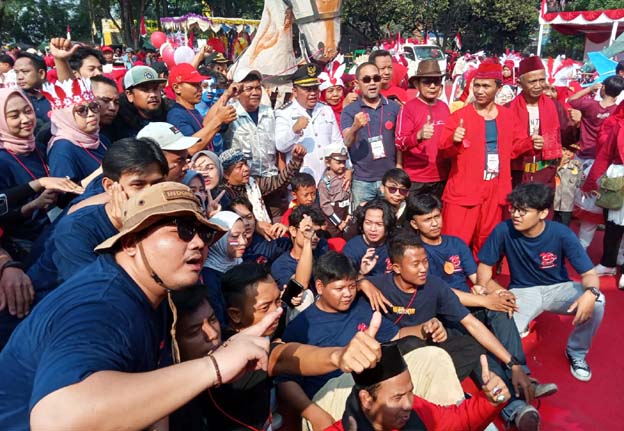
[594,264,616,276]
[619,275,624,290]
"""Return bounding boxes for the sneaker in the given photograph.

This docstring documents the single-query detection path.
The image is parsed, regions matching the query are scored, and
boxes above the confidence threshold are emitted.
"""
[532,381,558,399]
[566,351,592,381]
[594,264,616,276]
[514,404,540,431]
[619,275,624,290]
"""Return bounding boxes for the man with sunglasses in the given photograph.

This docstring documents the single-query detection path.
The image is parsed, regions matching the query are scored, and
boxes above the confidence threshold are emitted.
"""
[341,62,401,208]
[395,59,450,200]
[0,182,275,430]
[276,63,346,185]
[478,183,604,384]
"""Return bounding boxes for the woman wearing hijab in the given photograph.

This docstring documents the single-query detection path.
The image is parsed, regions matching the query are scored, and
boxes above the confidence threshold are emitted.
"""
[200,211,249,326]
[319,57,347,127]
[42,79,110,182]
[0,88,82,259]
[190,150,222,195]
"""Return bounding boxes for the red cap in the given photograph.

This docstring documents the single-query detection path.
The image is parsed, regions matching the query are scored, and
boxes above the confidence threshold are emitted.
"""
[168,63,205,87]
[474,63,503,81]
[519,56,545,76]
[101,46,114,53]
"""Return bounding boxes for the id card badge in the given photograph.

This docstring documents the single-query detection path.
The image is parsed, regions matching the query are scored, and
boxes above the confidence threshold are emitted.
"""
[486,153,499,174]
[368,135,386,160]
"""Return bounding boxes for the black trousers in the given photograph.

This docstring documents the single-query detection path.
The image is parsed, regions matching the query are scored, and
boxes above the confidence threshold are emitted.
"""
[600,219,624,267]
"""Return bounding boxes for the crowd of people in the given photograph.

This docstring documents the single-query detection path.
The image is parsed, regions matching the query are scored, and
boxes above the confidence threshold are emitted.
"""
[0,36,622,431]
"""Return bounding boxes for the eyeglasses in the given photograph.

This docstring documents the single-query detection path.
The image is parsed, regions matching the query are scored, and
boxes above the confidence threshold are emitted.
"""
[507,205,529,216]
[241,85,262,93]
[420,78,442,86]
[385,186,409,196]
[360,75,382,84]
[165,217,219,246]
[73,102,101,117]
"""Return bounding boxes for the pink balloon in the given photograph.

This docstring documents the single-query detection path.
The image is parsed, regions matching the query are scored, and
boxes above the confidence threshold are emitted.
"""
[162,46,175,69]
[150,31,167,49]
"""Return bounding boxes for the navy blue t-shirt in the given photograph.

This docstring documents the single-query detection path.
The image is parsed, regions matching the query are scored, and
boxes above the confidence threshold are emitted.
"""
[270,239,328,291]
[343,235,392,276]
[199,266,227,328]
[0,254,167,430]
[368,273,470,327]
[478,220,594,289]
[281,297,398,397]
[167,102,203,136]
[48,135,109,182]
[243,234,292,266]
[0,149,50,240]
[423,235,476,292]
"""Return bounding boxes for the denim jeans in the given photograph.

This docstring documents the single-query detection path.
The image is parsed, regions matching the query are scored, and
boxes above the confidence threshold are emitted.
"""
[510,282,605,360]
[351,179,382,209]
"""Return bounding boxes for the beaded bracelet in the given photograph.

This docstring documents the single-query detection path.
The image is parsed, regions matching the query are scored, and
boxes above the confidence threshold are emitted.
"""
[207,354,222,387]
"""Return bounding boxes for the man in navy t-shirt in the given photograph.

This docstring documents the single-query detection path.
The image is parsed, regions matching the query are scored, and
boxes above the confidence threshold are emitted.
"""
[278,251,463,431]
[478,183,604,383]
[0,182,240,431]
[343,199,394,277]
[363,229,541,429]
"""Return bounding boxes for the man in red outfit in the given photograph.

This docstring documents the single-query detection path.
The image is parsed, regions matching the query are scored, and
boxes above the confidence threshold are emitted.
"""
[395,59,450,199]
[507,56,574,188]
[324,343,509,431]
[439,62,535,255]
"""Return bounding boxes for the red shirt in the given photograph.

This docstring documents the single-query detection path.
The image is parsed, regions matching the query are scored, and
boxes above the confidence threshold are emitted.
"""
[324,391,501,431]
[582,106,624,191]
[381,86,409,104]
[568,95,618,159]
[395,97,450,183]
[439,103,532,206]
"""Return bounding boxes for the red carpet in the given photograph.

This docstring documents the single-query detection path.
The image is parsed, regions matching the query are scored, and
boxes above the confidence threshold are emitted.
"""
[467,221,623,430]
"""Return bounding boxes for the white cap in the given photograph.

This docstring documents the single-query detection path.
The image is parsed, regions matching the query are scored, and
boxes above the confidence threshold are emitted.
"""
[137,122,200,151]
[323,143,348,160]
[232,68,263,83]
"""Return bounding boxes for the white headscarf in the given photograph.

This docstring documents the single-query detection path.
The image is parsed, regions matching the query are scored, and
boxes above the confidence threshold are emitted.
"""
[203,211,243,273]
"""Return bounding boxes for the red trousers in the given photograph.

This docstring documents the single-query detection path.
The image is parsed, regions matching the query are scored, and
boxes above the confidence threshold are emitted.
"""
[442,180,503,256]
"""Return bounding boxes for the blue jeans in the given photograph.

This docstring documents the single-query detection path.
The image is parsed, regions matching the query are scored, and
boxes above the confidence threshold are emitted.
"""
[351,179,382,209]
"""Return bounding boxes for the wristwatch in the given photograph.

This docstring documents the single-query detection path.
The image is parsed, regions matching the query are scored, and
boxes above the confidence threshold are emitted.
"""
[505,355,521,370]
[0,260,24,279]
[585,287,601,300]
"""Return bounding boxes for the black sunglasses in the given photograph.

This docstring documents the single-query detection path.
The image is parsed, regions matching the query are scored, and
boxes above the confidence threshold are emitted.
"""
[386,186,409,196]
[154,217,219,246]
[420,77,442,86]
[73,101,101,117]
[361,74,382,84]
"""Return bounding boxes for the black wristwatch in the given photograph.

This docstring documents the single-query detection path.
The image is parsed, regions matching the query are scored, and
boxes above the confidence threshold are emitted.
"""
[506,355,521,370]
[585,287,601,300]
[0,260,24,279]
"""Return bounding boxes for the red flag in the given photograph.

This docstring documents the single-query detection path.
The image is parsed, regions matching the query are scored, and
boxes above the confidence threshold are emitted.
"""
[453,32,462,50]
[140,17,147,37]
[188,31,194,48]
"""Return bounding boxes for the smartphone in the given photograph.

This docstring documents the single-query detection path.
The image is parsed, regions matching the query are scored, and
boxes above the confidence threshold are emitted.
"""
[282,278,304,307]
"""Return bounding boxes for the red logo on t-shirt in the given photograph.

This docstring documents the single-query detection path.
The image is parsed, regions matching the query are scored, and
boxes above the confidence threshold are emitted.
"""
[385,257,393,273]
[256,256,268,265]
[449,255,462,272]
[539,252,558,269]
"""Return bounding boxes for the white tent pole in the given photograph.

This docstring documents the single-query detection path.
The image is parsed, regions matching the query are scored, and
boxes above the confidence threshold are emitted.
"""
[610,21,619,46]
[537,24,544,56]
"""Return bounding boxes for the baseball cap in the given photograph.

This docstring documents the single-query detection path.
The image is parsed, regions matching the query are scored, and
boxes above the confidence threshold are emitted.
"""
[168,63,205,87]
[101,46,113,53]
[95,182,226,251]
[323,143,348,160]
[137,122,200,151]
[123,65,167,90]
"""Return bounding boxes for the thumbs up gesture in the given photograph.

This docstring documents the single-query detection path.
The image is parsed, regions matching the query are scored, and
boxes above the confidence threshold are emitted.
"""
[418,115,435,140]
[453,118,466,143]
[334,312,383,373]
[480,354,511,405]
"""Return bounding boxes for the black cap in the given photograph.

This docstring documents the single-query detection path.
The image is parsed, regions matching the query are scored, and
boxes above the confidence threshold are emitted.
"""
[352,342,407,387]
[292,63,320,87]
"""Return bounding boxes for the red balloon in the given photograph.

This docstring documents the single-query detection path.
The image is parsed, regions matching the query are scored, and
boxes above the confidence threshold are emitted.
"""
[150,31,167,49]
[162,46,175,69]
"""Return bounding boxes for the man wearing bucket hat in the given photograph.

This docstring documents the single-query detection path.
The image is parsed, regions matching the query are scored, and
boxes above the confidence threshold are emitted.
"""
[0,182,278,430]
[396,59,450,200]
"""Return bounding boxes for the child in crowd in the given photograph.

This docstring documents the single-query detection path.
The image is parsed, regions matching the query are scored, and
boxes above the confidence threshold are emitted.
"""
[280,172,318,225]
[379,168,411,221]
[554,142,582,226]
[318,143,352,238]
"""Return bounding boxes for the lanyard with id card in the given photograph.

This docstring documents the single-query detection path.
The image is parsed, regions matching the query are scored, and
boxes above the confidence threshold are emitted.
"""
[364,105,386,160]
[484,120,499,176]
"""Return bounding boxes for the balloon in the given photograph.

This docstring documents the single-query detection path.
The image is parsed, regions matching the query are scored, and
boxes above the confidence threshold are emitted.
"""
[162,46,176,69]
[174,46,195,65]
[150,31,167,49]
[160,42,171,57]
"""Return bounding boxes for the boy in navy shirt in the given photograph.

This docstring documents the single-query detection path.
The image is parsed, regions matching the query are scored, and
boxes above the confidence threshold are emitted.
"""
[478,183,604,382]
[343,199,394,277]
[363,230,542,429]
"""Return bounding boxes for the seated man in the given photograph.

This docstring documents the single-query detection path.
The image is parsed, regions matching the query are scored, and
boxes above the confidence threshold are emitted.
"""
[343,199,395,277]
[279,252,465,431]
[170,267,384,431]
[326,344,510,431]
[477,183,605,382]
[363,230,541,430]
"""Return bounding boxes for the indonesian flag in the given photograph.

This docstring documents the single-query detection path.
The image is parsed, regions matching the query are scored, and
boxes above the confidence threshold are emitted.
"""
[140,17,147,37]
[453,32,462,50]
[66,25,71,41]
